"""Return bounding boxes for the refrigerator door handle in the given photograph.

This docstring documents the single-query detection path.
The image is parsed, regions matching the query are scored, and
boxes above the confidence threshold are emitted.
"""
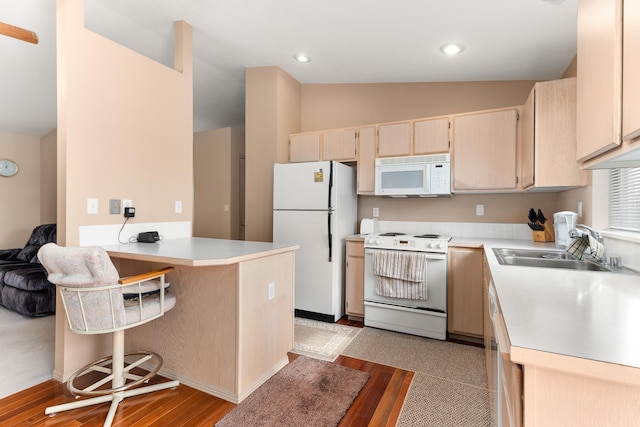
[328,211,333,262]
[328,161,334,211]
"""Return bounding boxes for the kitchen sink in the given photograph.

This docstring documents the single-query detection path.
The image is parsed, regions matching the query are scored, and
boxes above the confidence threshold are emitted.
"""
[492,248,612,272]
[493,248,572,260]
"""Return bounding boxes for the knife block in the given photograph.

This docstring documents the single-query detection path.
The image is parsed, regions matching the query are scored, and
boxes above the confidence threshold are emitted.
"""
[532,223,555,242]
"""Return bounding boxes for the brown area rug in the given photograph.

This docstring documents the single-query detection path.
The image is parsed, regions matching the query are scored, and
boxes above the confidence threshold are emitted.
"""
[215,355,370,427]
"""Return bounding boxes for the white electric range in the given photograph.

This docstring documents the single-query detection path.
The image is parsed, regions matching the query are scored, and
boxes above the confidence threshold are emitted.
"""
[363,231,452,340]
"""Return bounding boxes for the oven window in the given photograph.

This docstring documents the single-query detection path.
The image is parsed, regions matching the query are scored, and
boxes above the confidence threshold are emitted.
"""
[380,170,423,189]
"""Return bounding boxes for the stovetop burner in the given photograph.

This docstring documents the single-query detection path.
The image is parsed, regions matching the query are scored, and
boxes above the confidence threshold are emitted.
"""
[414,234,441,239]
[379,232,406,237]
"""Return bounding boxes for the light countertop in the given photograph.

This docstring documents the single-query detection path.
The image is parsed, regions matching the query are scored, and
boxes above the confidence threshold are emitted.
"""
[103,237,299,267]
[458,237,640,370]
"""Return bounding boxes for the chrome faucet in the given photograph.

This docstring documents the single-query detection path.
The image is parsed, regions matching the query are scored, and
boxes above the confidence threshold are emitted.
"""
[568,224,606,263]
[568,224,603,242]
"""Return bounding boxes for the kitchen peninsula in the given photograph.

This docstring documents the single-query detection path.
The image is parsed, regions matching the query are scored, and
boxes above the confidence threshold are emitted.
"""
[102,237,299,403]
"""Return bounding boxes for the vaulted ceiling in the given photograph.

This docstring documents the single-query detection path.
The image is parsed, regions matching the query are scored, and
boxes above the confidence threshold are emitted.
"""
[0,0,577,137]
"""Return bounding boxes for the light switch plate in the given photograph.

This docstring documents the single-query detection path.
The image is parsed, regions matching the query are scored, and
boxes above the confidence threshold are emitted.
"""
[87,198,99,214]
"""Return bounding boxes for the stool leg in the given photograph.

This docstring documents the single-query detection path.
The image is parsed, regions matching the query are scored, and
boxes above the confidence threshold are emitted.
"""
[112,330,125,389]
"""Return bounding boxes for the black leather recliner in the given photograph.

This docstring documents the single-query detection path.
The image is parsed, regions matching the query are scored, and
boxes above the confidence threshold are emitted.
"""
[0,224,57,316]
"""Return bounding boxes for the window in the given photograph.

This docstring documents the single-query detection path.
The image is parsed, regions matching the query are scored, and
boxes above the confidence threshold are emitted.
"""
[609,167,640,233]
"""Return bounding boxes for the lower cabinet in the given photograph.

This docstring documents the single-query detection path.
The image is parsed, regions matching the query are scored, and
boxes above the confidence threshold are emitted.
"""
[345,240,365,318]
[447,247,484,339]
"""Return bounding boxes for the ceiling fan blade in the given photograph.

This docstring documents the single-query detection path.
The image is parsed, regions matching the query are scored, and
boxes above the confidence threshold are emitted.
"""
[0,22,39,44]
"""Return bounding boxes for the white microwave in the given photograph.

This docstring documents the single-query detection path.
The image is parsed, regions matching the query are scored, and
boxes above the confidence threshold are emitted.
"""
[374,154,451,197]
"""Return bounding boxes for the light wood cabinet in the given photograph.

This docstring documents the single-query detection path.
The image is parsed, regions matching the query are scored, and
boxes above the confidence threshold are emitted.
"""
[345,240,364,318]
[322,128,357,161]
[623,0,640,141]
[452,108,519,191]
[483,254,493,393]
[447,247,483,338]
[576,0,622,162]
[521,78,590,190]
[289,132,320,163]
[357,126,376,195]
[413,117,450,154]
[377,121,411,157]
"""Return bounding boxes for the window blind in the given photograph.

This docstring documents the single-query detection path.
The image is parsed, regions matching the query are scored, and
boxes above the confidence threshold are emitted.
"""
[609,167,640,232]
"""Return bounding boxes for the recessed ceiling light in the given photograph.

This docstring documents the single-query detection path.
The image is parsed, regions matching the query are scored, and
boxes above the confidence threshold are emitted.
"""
[439,43,465,56]
[294,54,311,63]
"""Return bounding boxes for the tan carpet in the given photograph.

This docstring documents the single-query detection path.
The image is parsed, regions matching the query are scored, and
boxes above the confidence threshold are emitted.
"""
[0,306,55,399]
[292,317,361,362]
[342,327,491,427]
[215,355,370,427]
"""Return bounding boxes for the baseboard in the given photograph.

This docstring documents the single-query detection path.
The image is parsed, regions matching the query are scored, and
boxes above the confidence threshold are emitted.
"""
[153,357,289,404]
[295,309,335,323]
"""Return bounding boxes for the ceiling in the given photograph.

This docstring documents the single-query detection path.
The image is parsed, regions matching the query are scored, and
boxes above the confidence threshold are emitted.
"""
[0,0,577,138]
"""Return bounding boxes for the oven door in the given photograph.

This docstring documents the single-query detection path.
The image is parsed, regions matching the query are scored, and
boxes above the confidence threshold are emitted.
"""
[363,248,447,313]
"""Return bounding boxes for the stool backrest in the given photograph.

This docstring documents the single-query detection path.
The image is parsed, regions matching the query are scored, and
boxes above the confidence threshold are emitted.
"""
[38,243,126,332]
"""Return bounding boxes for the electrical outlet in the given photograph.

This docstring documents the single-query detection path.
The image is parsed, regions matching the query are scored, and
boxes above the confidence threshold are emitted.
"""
[175,200,183,214]
[268,282,275,300]
[109,199,121,215]
[122,199,133,208]
[476,204,484,216]
[373,207,379,218]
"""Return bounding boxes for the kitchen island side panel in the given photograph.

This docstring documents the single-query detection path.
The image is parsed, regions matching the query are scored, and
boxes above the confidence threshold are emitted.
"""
[116,259,239,396]
[237,251,295,395]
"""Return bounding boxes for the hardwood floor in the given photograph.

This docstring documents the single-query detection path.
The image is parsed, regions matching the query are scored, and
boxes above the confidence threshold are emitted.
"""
[0,318,413,426]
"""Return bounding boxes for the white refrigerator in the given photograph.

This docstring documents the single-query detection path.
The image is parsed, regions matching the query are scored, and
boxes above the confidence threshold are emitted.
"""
[273,161,357,322]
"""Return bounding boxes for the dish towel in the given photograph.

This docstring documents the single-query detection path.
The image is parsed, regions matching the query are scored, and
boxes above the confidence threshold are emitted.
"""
[566,237,589,260]
[587,234,605,261]
[372,250,428,300]
[566,235,605,261]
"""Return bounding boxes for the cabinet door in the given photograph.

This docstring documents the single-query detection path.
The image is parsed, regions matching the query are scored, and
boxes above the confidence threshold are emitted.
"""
[521,87,536,189]
[447,247,484,338]
[452,109,518,190]
[357,126,376,195]
[345,241,364,317]
[623,0,640,141]
[483,254,493,394]
[378,122,411,157]
[413,117,450,154]
[290,133,320,163]
[322,128,357,161]
[576,0,622,161]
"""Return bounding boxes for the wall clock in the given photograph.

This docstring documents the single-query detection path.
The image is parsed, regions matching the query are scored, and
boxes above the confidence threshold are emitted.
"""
[0,159,19,177]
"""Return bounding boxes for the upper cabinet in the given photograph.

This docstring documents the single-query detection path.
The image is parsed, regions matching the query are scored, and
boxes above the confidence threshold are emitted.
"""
[623,0,640,141]
[377,122,411,157]
[322,128,357,161]
[413,117,450,155]
[452,108,519,191]
[357,126,376,195]
[577,0,640,167]
[290,129,357,163]
[289,132,321,163]
[521,78,590,190]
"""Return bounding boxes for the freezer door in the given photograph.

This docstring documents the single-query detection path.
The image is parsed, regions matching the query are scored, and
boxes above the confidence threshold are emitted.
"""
[273,210,339,316]
[274,161,333,210]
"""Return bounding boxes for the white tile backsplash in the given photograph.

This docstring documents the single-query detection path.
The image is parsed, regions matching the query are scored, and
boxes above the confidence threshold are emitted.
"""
[79,221,192,246]
[378,221,531,240]
[602,236,640,272]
